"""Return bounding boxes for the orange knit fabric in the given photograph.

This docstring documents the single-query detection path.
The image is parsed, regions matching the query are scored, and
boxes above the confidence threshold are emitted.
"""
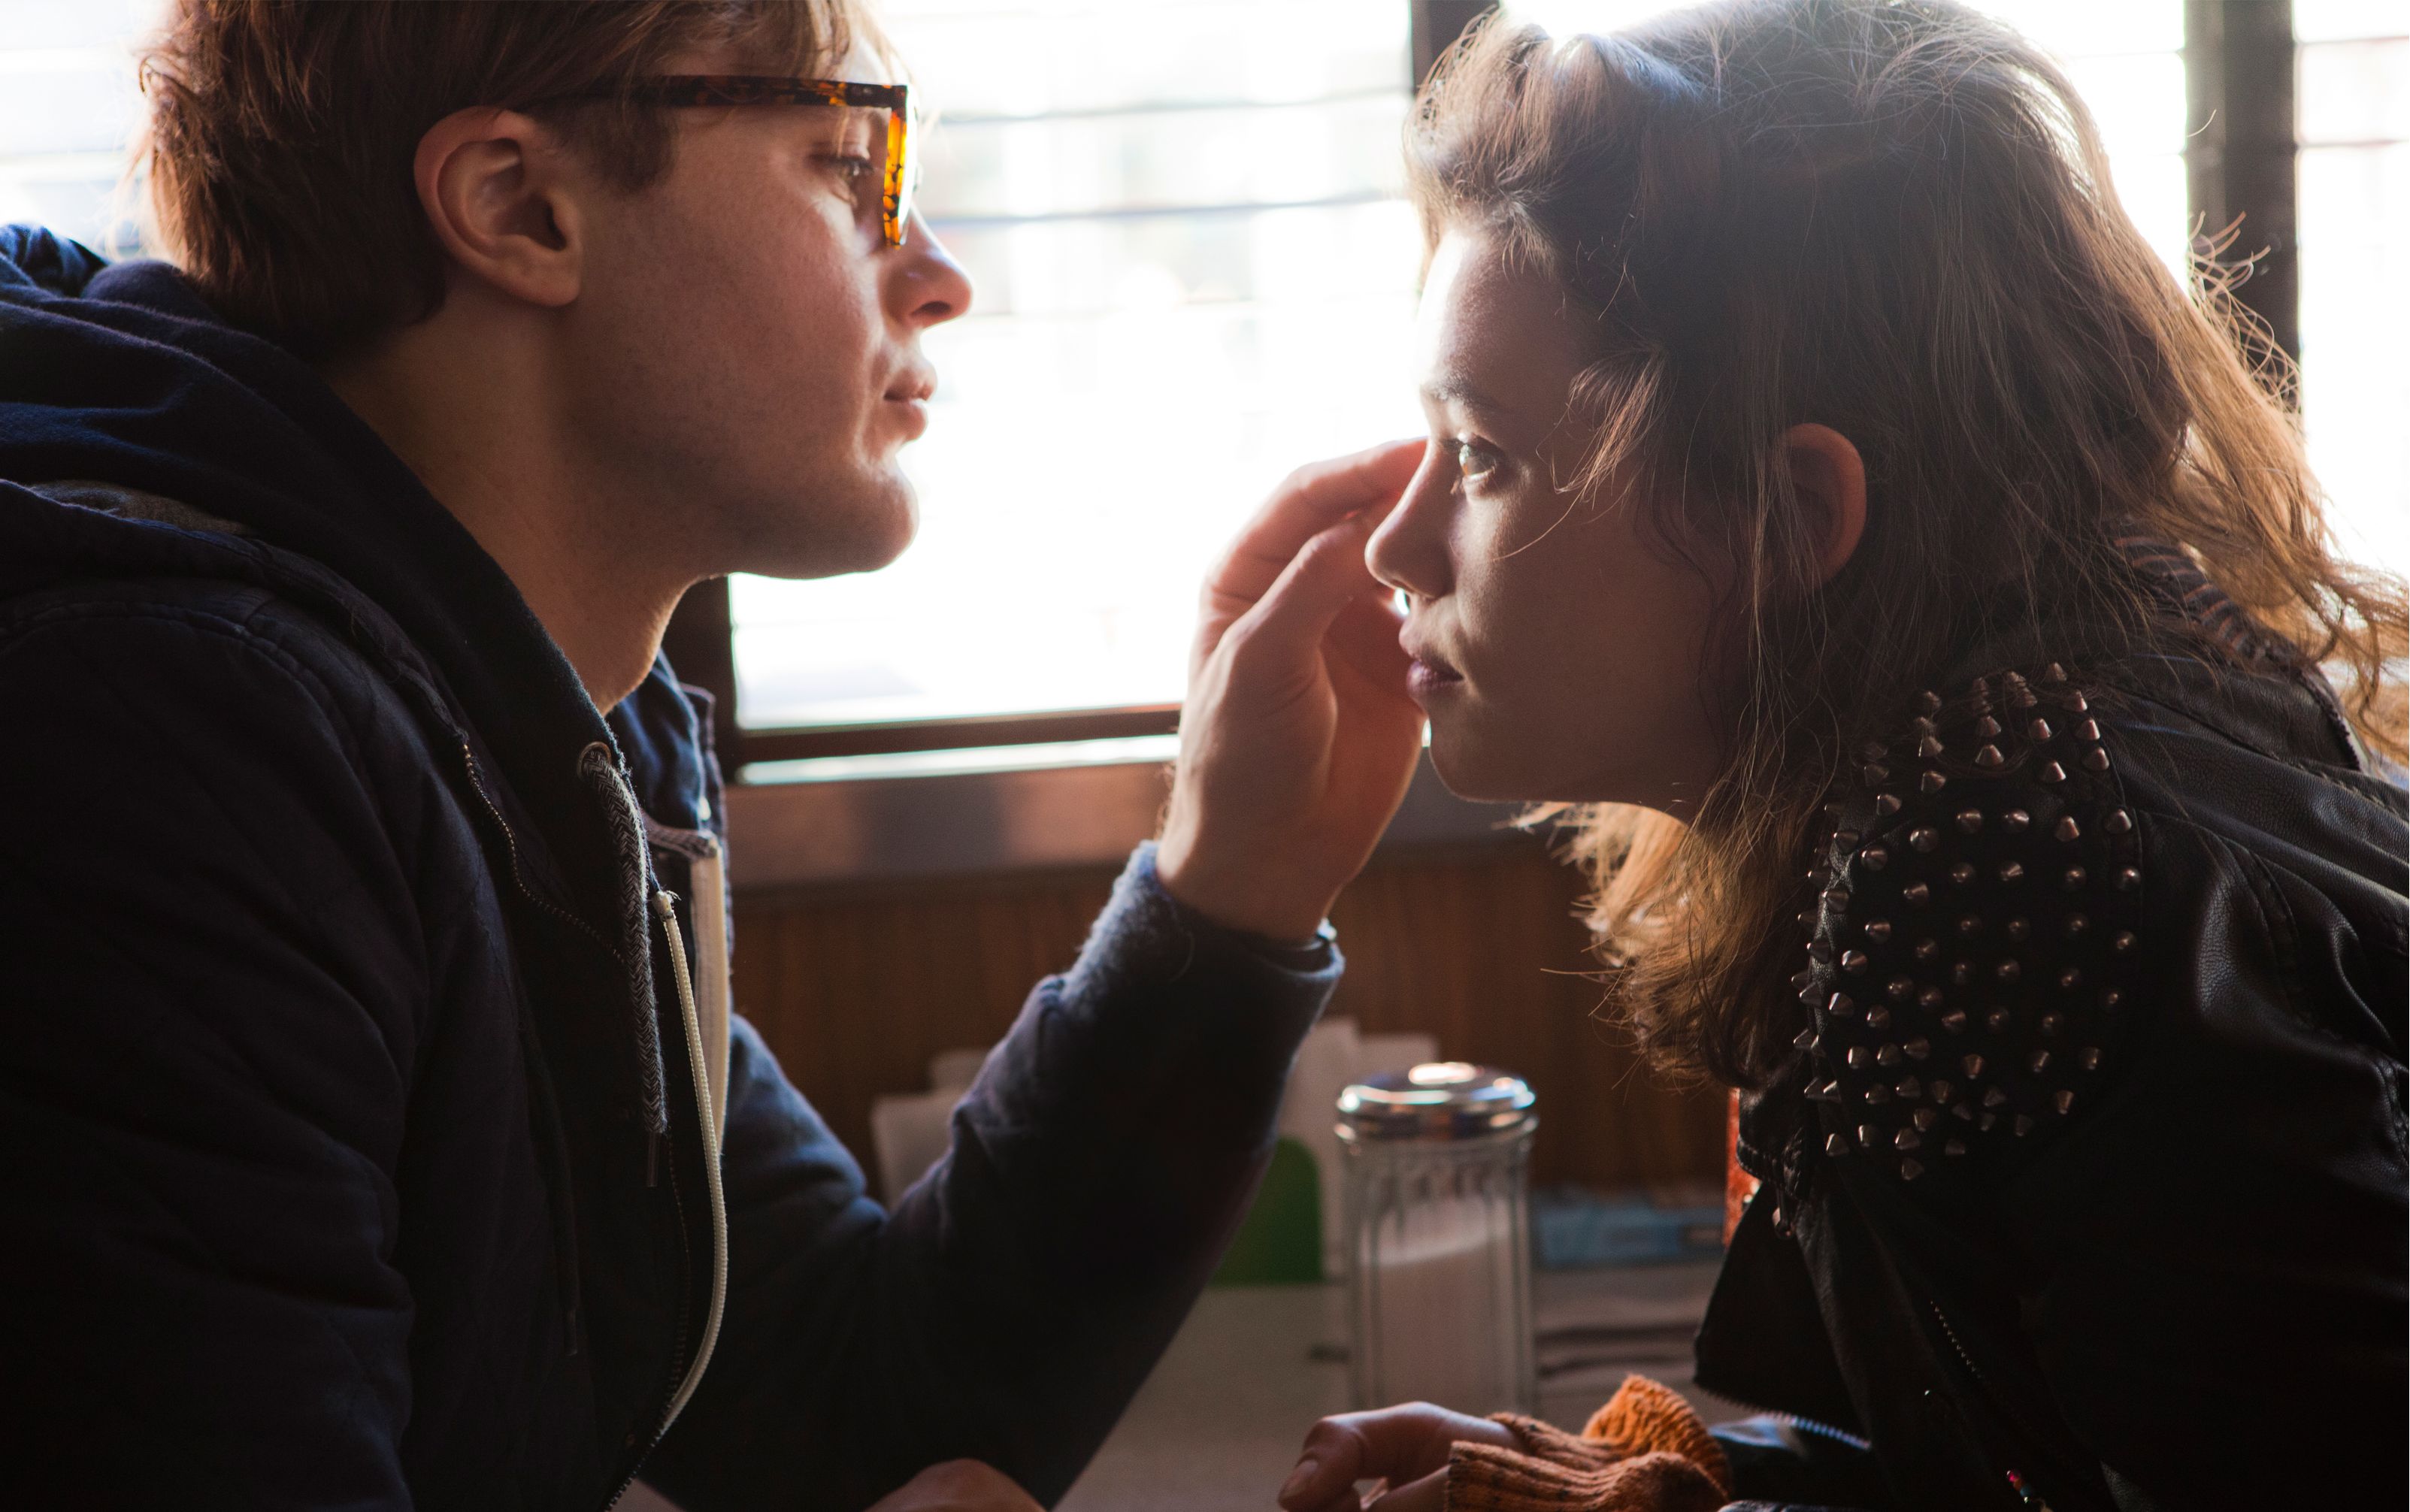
[1582,1374,1730,1483]
[1443,1376,1730,1512]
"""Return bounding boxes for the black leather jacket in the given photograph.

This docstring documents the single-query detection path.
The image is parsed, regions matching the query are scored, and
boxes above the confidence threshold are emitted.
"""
[1694,591,2408,1511]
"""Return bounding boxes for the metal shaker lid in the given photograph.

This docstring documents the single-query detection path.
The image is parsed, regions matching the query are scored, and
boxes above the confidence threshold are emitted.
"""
[1336,1062,1537,1142]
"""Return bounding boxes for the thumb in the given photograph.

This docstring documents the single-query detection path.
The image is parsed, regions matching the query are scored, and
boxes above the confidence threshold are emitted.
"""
[1367,1468,1449,1512]
[1279,1418,1370,1512]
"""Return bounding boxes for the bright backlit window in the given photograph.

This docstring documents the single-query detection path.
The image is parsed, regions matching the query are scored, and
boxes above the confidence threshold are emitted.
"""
[2,1,2399,755]
[1521,1,2192,269]
[2294,0,2408,576]
[734,0,2209,742]
[728,0,1423,733]
[0,0,156,253]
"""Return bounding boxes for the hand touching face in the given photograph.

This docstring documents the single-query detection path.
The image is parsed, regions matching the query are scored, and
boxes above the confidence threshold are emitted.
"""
[1155,441,1428,941]
[1367,231,1728,812]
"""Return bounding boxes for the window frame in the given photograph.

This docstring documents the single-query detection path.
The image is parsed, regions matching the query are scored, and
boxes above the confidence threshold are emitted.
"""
[685,0,2303,782]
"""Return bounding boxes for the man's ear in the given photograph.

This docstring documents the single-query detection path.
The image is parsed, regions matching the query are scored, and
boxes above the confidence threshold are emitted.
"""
[413,107,585,310]
[1782,422,1867,584]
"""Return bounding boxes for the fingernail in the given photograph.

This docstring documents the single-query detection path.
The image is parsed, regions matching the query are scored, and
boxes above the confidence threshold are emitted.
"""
[1280,1458,1320,1502]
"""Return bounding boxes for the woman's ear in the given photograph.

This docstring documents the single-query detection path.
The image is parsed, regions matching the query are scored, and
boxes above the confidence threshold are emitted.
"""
[1782,422,1867,583]
[412,107,586,310]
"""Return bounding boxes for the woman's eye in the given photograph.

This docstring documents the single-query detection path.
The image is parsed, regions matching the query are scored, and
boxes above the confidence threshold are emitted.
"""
[1454,440,1498,479]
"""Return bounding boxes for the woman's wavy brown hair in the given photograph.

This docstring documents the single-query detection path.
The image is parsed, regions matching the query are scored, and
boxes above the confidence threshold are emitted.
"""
[1406,0,2406,1088]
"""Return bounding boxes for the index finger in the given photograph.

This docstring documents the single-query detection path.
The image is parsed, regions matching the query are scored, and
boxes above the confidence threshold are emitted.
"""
[1207,438,1425,609]
[1280,1405,1515,1512]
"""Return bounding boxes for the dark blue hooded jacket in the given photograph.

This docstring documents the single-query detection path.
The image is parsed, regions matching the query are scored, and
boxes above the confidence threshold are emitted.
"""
[0,225,1338,1510]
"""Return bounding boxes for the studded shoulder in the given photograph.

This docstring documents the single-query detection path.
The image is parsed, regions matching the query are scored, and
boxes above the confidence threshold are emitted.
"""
[1787,664,2147,1187]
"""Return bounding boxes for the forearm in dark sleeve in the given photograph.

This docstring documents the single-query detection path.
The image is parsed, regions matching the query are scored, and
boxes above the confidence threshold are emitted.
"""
[1709,1417,1895,1511]
[647,843,1338,1510]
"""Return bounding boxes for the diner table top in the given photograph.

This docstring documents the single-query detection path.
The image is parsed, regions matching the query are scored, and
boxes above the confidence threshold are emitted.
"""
[618,1259,1736,1512]
[1058,1259,1736,1512]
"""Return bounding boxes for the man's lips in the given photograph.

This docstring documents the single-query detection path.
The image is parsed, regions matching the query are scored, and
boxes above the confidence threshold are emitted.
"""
[883,368,936,440]
[883,364,937,404]
[883,394,930,440]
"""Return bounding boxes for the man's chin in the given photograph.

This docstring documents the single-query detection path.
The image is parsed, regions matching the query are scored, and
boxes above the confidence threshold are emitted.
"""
[733,482,917,579]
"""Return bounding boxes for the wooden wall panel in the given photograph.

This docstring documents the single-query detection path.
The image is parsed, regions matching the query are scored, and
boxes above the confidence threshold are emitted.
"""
[730,839,1724,1194]
[1321,844,1726,1193]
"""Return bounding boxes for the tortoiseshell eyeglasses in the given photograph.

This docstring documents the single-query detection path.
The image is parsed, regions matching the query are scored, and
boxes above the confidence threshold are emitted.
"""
[546,75,916,246]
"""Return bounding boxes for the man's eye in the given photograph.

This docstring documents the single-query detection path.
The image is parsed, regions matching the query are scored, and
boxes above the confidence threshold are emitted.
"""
[822,153,877,184]
[1454,440,1499,479]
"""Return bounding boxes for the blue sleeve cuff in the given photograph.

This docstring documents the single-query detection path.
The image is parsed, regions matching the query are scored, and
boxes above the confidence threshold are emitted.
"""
[1064,842,1342,997]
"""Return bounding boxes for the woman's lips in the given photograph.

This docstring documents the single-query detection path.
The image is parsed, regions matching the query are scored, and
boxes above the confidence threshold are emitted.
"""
[1406,656,1464,700]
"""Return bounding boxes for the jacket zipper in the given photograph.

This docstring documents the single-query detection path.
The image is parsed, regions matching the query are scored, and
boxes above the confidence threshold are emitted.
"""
[459,744,625,962]
[459,741,616,1365]
[1929,1300,2088,1511]
[1928,1302,2031,1507]
[452,743,710,1510]
[1929,1299,1987,1387]
[594,892,729,1511]
[1688,1315,1873,1453]
[516,1007,586,1357]
[1688,1380,1872,1455]
[600,1122,695,1512]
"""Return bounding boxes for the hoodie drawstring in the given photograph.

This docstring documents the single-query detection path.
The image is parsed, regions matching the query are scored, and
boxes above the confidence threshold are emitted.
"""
[650,889,728,1435]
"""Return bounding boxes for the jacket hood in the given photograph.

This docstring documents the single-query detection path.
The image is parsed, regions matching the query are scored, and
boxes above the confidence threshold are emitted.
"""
[0,224,707,921]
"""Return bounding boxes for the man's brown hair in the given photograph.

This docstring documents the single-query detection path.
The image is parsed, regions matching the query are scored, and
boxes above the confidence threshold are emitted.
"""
[141,0,880,360]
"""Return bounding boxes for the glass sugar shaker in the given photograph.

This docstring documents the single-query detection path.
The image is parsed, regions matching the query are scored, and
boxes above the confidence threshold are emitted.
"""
[1337,1061,1538,1414]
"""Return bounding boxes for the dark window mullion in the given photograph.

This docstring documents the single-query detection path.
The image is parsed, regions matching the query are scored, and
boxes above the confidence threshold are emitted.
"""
[661,576,743,770]
[2186,0,2300,375]
[1412,0,1490,90]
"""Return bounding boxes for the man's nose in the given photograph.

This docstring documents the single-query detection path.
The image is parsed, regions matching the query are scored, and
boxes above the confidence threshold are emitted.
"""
[892,212,973,329]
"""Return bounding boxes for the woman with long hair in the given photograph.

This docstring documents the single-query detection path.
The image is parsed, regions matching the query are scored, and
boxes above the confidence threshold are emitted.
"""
[1273,2,2406,1509]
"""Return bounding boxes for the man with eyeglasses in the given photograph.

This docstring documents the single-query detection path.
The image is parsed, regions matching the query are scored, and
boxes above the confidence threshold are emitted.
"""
[0,2,1425,1508]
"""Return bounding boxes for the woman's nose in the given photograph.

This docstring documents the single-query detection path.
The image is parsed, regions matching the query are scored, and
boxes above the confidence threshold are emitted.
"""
[1366,454,1454,600]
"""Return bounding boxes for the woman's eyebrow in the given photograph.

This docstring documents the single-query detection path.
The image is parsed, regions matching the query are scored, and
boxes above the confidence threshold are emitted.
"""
[1420,375,1513,423]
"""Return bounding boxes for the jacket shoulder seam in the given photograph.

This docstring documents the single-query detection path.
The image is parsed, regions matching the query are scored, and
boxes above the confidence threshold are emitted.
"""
[0,594,384,771]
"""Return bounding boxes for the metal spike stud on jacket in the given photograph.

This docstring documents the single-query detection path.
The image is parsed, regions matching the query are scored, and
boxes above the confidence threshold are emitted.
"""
[1696,624,2407,1512]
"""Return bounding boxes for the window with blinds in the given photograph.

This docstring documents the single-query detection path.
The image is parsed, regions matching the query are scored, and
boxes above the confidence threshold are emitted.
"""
[729,0,2217,764]
[0,0,157,254]
[1,0,2398,772]
[728,0,1425,750]
[2295,0,2408,575]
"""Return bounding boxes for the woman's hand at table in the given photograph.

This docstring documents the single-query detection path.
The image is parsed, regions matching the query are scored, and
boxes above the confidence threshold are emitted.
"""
[1277,1402,1521,1512]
